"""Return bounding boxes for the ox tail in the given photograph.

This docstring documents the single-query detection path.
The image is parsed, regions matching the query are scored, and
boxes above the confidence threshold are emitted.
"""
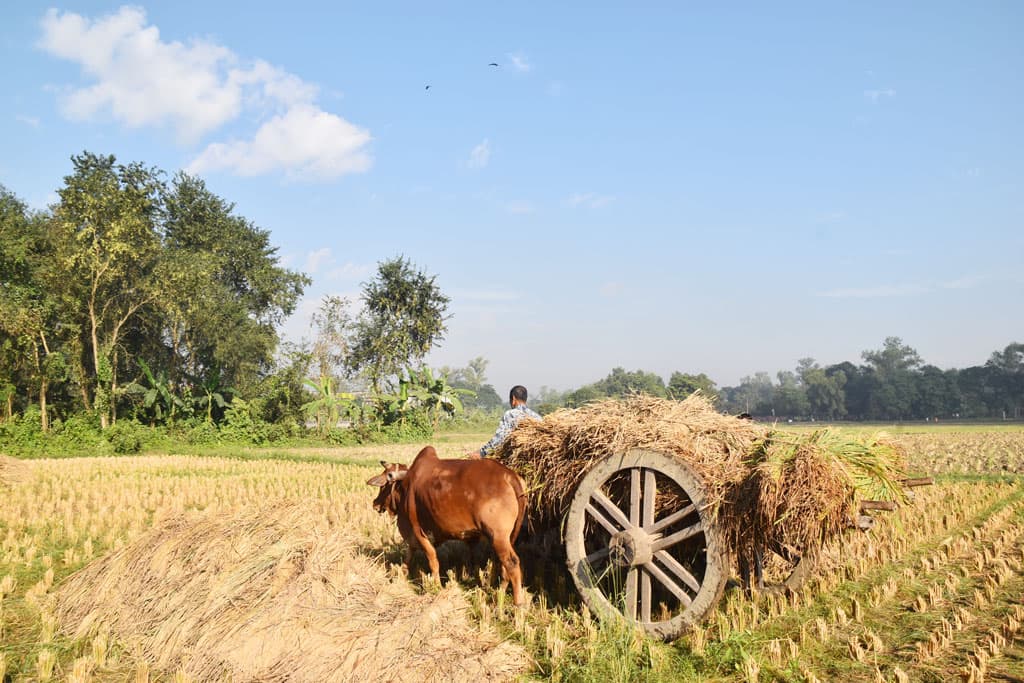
[510,472,529,543]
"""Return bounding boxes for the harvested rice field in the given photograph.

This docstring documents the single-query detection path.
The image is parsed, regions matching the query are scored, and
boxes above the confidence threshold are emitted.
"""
[1,426,1023,682]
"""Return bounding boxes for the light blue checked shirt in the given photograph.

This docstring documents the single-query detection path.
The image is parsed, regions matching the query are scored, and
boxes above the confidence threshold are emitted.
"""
[479,405,541,456]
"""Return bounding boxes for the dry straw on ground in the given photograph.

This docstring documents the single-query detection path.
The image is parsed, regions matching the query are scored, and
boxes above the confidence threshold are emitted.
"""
[0,454,30,486]
[495,394,906,558]
[55,502,527,682]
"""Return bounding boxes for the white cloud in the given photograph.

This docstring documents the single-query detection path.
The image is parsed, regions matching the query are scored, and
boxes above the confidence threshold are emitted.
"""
[15,114,40,127]
[304,247,333,274]
[39,6,242,142]
[507,52,531,73]
[186,104,372,179]
[864,88,896,102]
[328,262,374,281]
[504,200,535,214]
[565,192,615,209]
[38,6,371,179]
[466,138,491,169]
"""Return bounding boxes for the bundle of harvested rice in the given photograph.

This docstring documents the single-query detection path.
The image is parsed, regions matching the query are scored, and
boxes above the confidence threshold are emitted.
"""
[0,455,30,486]
[729,430,906,556]
[55,503,527,682]
[495,394,906,559]
[494,393,767,527]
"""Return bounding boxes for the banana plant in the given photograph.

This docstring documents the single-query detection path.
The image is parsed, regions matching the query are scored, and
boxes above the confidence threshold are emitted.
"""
[193,369,236,424]
[301,376,355,434]
[407,366,475,429]
[126,359,185,425]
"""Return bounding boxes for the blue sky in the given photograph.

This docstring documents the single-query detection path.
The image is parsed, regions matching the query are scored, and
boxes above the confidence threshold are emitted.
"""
[2,2,1022,394]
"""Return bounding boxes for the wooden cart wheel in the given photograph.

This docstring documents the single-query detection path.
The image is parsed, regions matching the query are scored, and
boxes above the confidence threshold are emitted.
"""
[564,449,729,641]
[739,541,816,595]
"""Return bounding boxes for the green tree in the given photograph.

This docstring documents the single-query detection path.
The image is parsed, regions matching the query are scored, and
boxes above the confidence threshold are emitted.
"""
[0,188,72,430]
[667,371,719,401]
[348,256,450,392]
[444,357,502,411]
[774,369,810,417]
[732,372,775,416]
[799,360,847,419]
[161,173,309,395]
[986,342,1024,418]
[861,337,922,419]
[52,152,164,428]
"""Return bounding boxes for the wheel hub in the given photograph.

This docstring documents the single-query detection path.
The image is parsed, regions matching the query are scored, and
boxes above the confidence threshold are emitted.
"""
[608,527,653,568]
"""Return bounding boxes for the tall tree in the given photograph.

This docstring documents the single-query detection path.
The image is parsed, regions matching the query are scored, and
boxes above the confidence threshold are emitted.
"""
[160,173,308,395]
[800,360,847,420]
[774,369,810,417]
[348,256,450,392]
[0,187,73,429]
[310,295,353,385]
[861,337,923,419]
[986,342,1024,418]
[53,153,164,427]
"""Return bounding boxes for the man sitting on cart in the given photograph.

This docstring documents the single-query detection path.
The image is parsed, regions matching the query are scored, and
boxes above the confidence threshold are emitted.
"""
[466,385,540,459]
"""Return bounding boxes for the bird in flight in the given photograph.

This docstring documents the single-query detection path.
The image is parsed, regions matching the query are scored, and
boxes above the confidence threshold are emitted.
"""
[425,85,431,90]
[488,62,499,67]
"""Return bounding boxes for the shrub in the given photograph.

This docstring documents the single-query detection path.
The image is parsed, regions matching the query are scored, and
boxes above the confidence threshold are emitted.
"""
[105,420,146,454]
[220,399,272,445]
[186,422,220,445]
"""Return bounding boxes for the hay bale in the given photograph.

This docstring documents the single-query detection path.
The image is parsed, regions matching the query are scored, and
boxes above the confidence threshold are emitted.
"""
[495,394,906,559]
[0,455,30,486]
[55,503,528,682]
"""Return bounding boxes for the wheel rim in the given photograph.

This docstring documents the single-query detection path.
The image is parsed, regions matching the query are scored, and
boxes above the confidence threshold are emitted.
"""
[564,449,728,640]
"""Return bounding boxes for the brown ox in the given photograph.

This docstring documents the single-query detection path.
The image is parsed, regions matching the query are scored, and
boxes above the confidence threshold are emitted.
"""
[367,446,527,605]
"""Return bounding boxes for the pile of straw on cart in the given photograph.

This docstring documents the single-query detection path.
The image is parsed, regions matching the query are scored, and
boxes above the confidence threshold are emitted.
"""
[494,393,905,557]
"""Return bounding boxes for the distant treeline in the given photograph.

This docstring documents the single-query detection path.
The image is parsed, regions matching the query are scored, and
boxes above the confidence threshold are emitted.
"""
[3,153,1021,438]
[532,338,1024,422]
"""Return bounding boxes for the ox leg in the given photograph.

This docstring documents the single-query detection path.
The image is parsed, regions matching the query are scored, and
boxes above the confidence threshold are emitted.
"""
[492,535,525,606]
[404,541,418,578]
[413,529,442,583]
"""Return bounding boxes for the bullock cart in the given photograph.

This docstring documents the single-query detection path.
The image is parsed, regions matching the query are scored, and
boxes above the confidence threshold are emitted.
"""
[495,395,926,641]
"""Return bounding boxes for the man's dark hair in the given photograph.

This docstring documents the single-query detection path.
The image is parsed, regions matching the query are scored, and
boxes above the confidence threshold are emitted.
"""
[510,385,528,403]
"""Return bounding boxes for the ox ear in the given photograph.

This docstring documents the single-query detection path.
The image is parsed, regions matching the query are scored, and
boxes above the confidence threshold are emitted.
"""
[366,473,388,487]
[386,469,408,482]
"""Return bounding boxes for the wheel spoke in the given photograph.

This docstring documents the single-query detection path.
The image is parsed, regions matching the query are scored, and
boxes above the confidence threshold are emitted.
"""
[648,503,696,535]
[642,559,693,607]
[585,503,620,536]
[640,568,652,623]
[629,469,641,527]
[654,549,701,593]
[651,521,703,552]
[591,489,632,530]
[642,469,656,528]
[585,547,610,566]
[625,567,638,619]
